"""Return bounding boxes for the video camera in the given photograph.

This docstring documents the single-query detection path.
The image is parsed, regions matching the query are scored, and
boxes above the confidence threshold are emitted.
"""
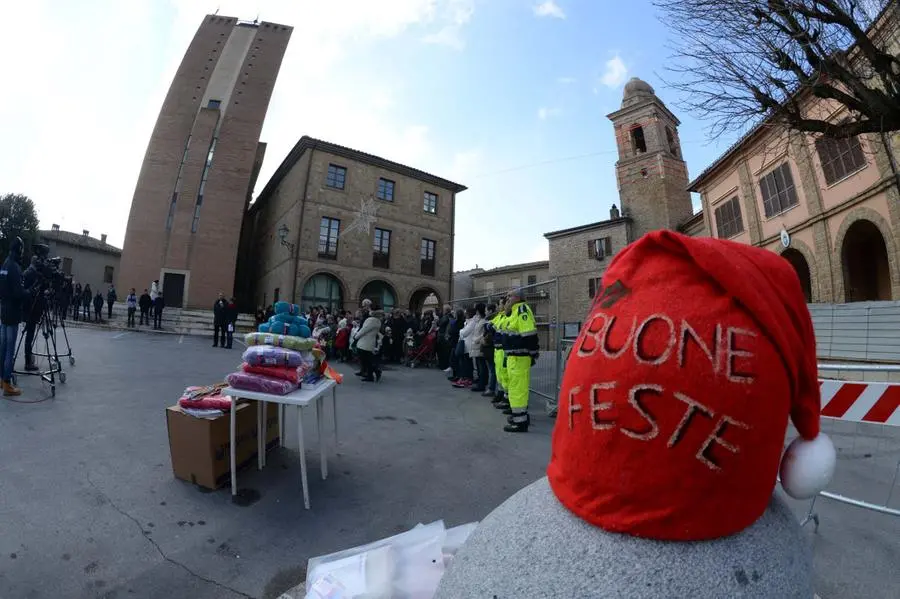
[27,244,71,297]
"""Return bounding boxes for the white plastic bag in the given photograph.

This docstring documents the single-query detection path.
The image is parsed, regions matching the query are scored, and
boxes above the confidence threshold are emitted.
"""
[306,521,448,599]
[304,521,481,599]
[390,523,446,598]
[441,523,477,568]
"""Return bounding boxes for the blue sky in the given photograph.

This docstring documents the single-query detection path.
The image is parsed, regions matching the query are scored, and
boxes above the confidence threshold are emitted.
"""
[1,0,743,271]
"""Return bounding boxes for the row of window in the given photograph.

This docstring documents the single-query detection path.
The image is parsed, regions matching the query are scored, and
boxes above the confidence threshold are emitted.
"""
[318,216,437,276]
[714,135,867,239]
[482,275,538,293]
[326,164,440,215]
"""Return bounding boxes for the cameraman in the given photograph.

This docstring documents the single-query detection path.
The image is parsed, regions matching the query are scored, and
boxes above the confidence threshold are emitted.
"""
[0,237,25,396]
[22,254,45,372]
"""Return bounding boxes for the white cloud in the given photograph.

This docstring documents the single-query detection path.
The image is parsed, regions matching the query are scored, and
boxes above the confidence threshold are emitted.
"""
[557,76,576,84]
[537,107,562,120]
[533,1,566,19]
[423,26,467,50]
[600,54,628,88]
[422,0,474,50]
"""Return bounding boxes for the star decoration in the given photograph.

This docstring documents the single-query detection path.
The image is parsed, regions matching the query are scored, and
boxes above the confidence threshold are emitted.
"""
[341,196,378,237]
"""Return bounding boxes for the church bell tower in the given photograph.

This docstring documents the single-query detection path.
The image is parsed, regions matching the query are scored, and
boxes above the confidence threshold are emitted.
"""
[607,77,693,242]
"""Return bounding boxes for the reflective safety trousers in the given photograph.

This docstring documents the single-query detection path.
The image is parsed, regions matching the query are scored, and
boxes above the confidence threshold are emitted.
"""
[505,302,537,410]
[493,312,508,391]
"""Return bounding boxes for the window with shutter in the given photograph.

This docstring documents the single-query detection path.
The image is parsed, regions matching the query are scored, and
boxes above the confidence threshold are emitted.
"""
[758,163,799,218]
[714,196,744,238]
[815,135,866,185]
[588,237,613,259]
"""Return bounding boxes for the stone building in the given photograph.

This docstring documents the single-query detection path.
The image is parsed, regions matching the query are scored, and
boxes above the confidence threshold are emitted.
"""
[119,14,291,310]
[467,261,550,297]
[544,78,699,331]
[452,267,483,301]
[239,136,466,313]
[38,225,121,294]
[544,210,630,334]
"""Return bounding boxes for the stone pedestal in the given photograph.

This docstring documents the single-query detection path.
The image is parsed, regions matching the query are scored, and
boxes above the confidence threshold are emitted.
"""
[436,477,813,599]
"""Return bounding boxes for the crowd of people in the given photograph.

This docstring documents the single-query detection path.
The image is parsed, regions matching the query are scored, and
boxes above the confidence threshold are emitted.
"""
[252,287,540,432]
[55,279,167,329]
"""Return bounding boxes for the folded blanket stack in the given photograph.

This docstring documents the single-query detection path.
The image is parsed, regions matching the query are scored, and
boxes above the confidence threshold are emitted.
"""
[178,384,232,418]
[225,342,322,395]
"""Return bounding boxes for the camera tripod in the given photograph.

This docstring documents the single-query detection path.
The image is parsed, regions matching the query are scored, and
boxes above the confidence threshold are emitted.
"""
[12,290,75,398]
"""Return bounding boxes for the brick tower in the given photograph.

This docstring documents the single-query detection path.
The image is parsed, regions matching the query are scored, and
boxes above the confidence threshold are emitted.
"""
[607,77,693,243]
[118,15,291,309]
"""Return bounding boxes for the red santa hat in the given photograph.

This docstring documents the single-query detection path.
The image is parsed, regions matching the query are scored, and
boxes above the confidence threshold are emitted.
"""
[546,230,835,541]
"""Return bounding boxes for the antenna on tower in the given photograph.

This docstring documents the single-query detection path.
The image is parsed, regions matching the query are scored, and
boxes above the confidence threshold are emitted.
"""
[214,7,219,15]
[254,13,259,23]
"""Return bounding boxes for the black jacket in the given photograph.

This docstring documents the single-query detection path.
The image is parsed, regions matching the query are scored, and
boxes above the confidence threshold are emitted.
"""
[0,255,25,325]
[437,312,450,337]
[139,293,152,311]
[213,299,228,323]
[226,302,238,324]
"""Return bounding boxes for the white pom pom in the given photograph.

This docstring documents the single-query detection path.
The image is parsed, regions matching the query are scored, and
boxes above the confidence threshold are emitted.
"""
[779,434,836,499]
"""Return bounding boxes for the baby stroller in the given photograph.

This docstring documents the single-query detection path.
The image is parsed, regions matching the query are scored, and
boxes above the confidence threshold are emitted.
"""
[406,331,438,368]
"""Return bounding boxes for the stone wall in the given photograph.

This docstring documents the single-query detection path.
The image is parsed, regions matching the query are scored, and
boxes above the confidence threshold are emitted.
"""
[548,221,629,327]
[469,264,550,298]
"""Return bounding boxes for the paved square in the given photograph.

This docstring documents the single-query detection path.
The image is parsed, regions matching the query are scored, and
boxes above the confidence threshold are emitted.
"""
[0,327,897,598]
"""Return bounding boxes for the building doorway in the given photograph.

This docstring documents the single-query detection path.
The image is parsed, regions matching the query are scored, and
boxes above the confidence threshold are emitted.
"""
[841,219,892,302]
[301,273,343,313]
[359,280,397,311]
[163,272,186,308]
[409,288,440,314]
[781,249,812,303]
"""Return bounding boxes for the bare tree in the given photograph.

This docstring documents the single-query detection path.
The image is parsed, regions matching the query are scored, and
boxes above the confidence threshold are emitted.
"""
[655,0,900,138]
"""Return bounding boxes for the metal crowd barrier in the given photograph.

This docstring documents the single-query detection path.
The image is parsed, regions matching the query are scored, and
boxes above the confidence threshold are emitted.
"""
[792,363,900,531]
[554,339,900,528]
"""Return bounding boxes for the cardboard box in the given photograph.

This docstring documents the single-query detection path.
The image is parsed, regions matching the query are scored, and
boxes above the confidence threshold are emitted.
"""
[167,401,281,490]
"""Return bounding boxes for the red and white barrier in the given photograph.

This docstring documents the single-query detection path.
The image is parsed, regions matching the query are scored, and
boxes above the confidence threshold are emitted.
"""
[819,380,900,425]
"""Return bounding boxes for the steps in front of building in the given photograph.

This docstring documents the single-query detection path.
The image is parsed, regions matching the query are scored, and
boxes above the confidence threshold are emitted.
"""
[66,304,257,337]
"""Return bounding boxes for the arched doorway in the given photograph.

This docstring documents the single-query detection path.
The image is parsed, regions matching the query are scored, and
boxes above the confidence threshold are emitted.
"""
[841,219,892,302]
[301,273,344,313]
[781,249,812,303]
[409,287,440,314]
[359,280,397,311]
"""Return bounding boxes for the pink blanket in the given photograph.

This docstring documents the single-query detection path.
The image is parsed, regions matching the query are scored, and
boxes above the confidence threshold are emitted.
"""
[226,371,299,395]
[242,345,306,367]
[178,394,232,410]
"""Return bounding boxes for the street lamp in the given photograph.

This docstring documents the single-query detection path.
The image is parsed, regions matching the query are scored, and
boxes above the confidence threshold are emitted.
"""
[278,224,294,252]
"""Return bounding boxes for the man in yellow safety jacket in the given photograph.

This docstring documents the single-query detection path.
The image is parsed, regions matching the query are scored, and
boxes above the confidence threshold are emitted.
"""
[498,289,538,433]
[490,298,509,406]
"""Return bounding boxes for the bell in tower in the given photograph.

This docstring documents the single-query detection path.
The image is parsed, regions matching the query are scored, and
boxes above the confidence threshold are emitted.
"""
[607,77,693,243]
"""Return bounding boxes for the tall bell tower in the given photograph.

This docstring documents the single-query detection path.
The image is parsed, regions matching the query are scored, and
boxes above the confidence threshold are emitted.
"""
[607,77,693,242]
